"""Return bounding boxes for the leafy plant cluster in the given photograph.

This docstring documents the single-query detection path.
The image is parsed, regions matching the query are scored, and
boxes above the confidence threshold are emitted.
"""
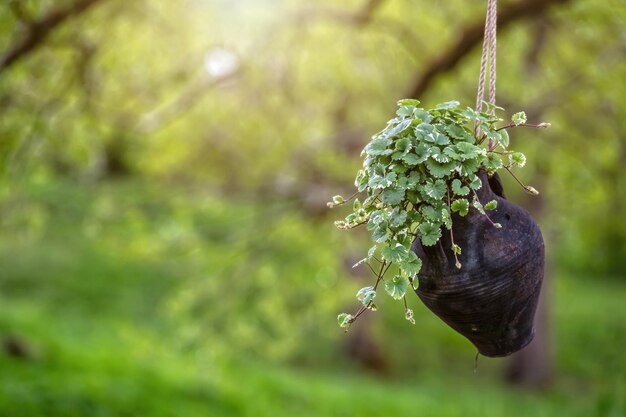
[330,99,548,330]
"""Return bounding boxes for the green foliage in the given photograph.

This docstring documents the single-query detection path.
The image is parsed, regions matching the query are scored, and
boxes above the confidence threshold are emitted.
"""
[337,313,354,329]
[332,100,545,327]
[484,200,498,210]
[451,198,470,216]
[385,275,409,300]
[512,111,527,126]
[509,152,527,167]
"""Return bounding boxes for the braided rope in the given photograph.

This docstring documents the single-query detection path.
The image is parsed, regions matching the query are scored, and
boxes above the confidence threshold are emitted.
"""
[475,0,498,138]
[487,0,497,110]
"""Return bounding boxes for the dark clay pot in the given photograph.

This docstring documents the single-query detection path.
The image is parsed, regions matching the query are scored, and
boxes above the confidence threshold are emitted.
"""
[411,170,544,357]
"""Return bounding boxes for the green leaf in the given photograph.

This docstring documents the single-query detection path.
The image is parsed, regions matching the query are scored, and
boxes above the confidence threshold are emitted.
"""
[372,224,390,243]
[352,258,368,268]
[404,143,430,165]
[396,106,415,117]
[482,101,505,112]
[413,108,433,124]
[469,174,482,190]
[400,251,422,277]
[353,198,361,210]
[356,286,376,305]
[473,196,485,214]
[451,179,470,196]
[332,195,344,204]
[434,100,460,110]
[460,108,480,121]
[368,210,388,227]
[392,163,409,174]
[401,153,420,165]
[459,158,480,177]
[397,99,420,107]
[365,137,392,156]
[482,154,503,171]
[451,198,469,216]
[421,205,440,222]
[381,242,408,263]
[395,137,412,153]
[512,111,527,126]
[418,222,442,246]
[415,123,434,138]
[509,152,526,167]
[354,169,368,191]
[423,179,447,200]
[499,129,510,148]
[484,200,498,210]
[368,172,397,189]
[406,170,422,187]
[483,126,501,143]
[407,210,423,224]
[455,142,484,160]
[405,308,416,325]
[425,132,450,146]
[391,151,405,160]
[389,209,408,228]
[337,313,353,328]
[452,244,462,255]
[395,173,410,189]
[382,188,405,205]
[443,146,462,160]
[385,275,409,300]
[444,124,470,141]
[425,159,456,178]
[386,119,412,138]
[430,147,450,163]
[441,207,452,229]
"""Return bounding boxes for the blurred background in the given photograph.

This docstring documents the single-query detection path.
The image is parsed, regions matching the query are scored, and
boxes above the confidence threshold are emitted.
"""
[0,0,624,416]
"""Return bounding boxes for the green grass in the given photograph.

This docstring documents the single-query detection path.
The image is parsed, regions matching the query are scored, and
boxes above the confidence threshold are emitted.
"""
[1,298,623,417]
[0,179,624,416]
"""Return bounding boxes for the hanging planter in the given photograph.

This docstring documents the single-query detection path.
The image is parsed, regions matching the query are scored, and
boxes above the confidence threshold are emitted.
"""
[330,0,549,358]
[330,100,549,357]
[412,169,544,357]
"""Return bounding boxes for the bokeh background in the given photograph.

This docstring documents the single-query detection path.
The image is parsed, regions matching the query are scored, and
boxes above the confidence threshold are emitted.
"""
[0,0,625,416]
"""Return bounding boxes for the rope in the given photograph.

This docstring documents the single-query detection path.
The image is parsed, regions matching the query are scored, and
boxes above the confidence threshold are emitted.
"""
[487,0,497,109]
[475,0,498,139]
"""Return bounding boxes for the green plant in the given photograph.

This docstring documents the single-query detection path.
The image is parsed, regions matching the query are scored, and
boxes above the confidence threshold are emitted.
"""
[330,99,549,330]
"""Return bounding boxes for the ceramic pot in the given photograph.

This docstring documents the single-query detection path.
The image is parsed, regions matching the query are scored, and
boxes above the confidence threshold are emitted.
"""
[411,170,544,357]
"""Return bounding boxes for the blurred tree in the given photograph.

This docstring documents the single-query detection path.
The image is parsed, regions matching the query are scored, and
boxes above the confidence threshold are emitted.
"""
[0,0,624,378]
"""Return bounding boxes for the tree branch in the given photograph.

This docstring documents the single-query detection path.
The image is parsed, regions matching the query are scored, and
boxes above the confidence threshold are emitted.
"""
[0,0,107,73]
[404,0,571,99]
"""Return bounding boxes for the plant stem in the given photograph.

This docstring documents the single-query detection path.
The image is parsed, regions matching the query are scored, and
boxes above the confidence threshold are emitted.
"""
[471,189,499,228]
[332,190,360,207]
[496,122,550,131]
[346,260,388,331]
[364,262,377,276]
[343,220,367,229]
[447,188,462,269]
[503,166,539,195]
[503,165,526,188]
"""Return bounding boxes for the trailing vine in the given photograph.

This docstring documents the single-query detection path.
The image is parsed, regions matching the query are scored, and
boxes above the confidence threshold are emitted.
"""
[330,99,549,330]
